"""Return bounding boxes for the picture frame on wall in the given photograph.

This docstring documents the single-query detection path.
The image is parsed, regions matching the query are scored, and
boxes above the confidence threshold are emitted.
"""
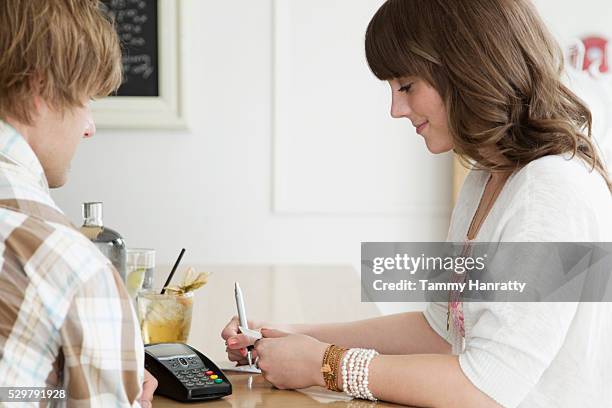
[92,0,185,129]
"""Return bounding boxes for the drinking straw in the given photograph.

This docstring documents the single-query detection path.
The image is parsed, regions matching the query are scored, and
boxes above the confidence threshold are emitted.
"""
[161,248,186,294]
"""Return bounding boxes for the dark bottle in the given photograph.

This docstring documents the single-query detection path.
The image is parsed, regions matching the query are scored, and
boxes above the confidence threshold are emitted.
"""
[80,202,127,282]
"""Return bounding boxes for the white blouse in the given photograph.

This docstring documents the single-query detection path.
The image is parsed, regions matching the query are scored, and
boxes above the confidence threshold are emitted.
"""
[424,154,612,408]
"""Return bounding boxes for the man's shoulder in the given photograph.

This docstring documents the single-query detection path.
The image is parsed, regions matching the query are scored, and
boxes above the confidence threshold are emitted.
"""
[0,202,121,331]
[0,202,113,287]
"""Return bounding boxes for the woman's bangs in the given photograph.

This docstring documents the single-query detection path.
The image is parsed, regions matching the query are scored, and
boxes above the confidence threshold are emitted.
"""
[365,4,430,81]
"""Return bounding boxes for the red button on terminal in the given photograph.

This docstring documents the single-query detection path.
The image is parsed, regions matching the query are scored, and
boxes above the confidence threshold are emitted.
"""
[205,370,214,376]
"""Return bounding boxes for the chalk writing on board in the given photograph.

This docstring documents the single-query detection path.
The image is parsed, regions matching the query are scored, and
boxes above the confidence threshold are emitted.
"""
[101,0,159,97]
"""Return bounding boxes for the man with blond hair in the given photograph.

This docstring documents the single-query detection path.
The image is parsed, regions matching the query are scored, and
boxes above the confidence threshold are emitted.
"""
[0,1,156,406]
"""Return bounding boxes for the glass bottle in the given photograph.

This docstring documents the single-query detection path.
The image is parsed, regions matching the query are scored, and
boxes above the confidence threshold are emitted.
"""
[80,202,127,282]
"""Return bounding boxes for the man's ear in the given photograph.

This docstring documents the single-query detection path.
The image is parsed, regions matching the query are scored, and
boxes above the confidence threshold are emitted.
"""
[29,74,46,115]
[32,95,43,114]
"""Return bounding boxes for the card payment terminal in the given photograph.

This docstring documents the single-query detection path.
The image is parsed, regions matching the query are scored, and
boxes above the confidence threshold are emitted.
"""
[144,343,232,402]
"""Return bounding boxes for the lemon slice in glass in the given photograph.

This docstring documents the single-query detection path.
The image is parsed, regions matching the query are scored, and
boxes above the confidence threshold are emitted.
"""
[127,267,146,298]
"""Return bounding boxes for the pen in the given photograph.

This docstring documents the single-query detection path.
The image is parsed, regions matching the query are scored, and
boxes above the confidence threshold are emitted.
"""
[234,282,254,367]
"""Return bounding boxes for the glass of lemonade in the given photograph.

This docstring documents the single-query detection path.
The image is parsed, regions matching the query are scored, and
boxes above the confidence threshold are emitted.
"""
[137,290,194,344]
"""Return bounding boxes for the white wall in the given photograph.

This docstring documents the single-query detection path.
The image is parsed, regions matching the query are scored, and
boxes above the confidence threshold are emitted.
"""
[535,0,612,44]
[51,0,612,271]
[51,0,452,269]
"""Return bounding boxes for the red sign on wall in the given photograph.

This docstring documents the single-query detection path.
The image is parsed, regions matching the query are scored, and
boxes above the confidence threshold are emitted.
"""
[582,36,609,73]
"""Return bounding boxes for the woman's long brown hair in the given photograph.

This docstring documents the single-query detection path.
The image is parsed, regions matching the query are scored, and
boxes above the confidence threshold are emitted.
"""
[365,0,612,192]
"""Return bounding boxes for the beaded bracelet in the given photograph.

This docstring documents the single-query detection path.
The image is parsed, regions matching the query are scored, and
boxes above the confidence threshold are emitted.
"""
[361,349,377,400]
[346,348,362,398]
[340,347,379,401]
[341,348,357,396]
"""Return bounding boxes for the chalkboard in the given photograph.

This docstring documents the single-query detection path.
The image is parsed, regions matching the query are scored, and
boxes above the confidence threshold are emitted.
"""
[101,0,159,97]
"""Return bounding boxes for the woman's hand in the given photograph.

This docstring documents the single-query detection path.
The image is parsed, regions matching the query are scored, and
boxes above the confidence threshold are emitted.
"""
[255,328,328,390]
[221,316,263,365]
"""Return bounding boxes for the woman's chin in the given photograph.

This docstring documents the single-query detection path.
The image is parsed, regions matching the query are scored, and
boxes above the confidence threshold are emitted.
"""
[424,140,454,154]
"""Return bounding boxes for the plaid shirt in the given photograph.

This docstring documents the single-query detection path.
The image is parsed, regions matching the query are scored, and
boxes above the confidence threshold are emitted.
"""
[0,121,144,406]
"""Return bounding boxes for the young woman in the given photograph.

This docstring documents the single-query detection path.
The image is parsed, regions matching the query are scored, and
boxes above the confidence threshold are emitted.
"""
[222,1,612,406]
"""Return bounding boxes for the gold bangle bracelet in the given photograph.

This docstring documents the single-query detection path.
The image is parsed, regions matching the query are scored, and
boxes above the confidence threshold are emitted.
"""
[321,344,347,392]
